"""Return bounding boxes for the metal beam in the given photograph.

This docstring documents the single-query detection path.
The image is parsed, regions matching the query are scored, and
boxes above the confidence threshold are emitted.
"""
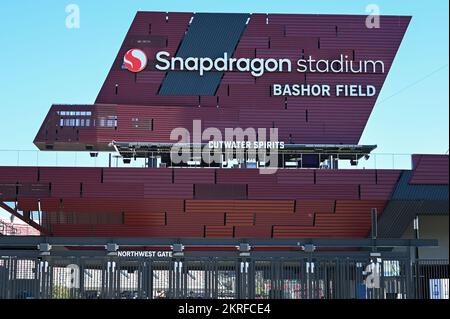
[0,202,49,235]
[0,249,411,259]
[0,236,438,248]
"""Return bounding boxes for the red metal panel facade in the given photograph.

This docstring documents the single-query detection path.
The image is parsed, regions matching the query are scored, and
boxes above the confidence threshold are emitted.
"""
[33,12,411,150]
[0,166,417,238]
[0,167,38,183]
[410,154,449,184]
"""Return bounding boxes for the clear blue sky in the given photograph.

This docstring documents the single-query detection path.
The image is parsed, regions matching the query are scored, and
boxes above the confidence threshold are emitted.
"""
[0,0,448,155]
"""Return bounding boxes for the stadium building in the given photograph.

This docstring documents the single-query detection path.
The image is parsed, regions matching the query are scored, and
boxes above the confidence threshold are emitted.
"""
[0,12,448,299]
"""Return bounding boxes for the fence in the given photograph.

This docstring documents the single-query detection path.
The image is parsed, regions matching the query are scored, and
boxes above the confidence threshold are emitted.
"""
[0,220,40,236]
[0,255,447,299]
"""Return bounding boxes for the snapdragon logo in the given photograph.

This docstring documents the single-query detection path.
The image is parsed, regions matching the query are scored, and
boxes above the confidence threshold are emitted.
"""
[123,48,148,73]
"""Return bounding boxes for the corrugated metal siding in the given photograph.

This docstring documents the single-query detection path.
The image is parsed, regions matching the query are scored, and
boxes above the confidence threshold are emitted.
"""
[194,184,247,199]
[377,201,421,238]
[124,212,166,226]
[226,212,254,226]
[272,199,386,238]
[60,198,184,213]
[316,170,376,185]
[17,198,39,211]
[205,226,234,238]
[377,156,449,238]
[410,154,449,184]
[273,225,369,238]
[256,213,312,227]
[83,183,144,198]
[174,169,214,184]
[185,200,295,214]
[51,224,203,237]
[159,13,249,95]
[167,212,225,226]
[234,225,272,238]
[103,168,172,184]
[0,167,38,183]
[7,165,446,239]
[144,183,193,199]
[276,169,314,184]
[40,198,61,211]
[392,171,449,201]
[216,170,276,184]
[248,184,359,200]
[360,184,396,200]
[39,167,101,183]
[376,170,402,185]
[51,181,81,197]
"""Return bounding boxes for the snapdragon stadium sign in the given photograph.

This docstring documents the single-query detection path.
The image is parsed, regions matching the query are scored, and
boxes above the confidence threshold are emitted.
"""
[123,49,385,97]
[154,51,385,76]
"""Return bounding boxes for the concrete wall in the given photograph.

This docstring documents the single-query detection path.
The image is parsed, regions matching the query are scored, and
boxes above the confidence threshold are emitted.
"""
[402,215,449,259]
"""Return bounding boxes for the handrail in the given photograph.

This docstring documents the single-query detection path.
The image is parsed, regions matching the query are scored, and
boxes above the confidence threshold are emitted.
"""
[0,149,427,170]
[0,219,19,236]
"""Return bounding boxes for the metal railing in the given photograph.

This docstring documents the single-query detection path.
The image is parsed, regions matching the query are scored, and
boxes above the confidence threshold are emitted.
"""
[0,255,447,299]
[0,150,415,170]
[0,219,40,236]
[414,259,449,299]
[0,219,18,236]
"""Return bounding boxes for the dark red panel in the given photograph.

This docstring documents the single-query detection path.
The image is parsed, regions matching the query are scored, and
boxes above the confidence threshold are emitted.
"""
[83,183,144,198]
[248,184,359,200]
[194,184,247,199]
[410,155,449,184]
[39,167,101,183]
[124,212,166,226]
[167,212,225,226]
[226,213,254,226]
[205,226,234,238]
[103,168,172,184]
[0,167,38,183]
[276,169,314,184]
[185,200,295,214]
[17,198,39,211]
[316,170,376,185]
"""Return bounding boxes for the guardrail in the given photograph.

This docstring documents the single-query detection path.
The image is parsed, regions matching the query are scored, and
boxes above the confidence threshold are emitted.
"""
[0,150,415,170]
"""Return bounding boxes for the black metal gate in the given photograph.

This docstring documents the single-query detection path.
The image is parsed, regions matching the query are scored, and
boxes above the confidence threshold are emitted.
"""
[0,254,447,299]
